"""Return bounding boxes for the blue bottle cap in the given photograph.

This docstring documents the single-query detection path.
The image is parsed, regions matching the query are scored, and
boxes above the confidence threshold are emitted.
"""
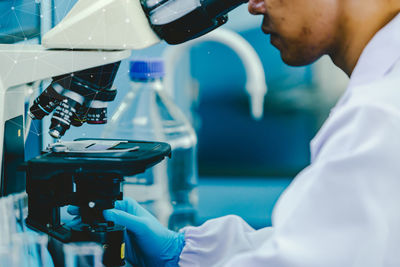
[130,59,165,80]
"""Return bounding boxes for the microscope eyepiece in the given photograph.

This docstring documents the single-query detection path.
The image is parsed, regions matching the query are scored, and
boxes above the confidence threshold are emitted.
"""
[141,0,248,44]
[202,0,248,18]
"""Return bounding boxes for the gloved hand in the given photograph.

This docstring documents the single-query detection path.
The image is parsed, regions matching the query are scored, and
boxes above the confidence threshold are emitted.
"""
[68,198,185,267]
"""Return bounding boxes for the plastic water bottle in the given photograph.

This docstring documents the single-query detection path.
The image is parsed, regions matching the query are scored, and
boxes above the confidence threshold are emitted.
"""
[102,59,198,230]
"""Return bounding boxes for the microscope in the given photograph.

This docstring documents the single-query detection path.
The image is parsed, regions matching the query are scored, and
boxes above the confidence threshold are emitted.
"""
[25,139,171,266]
[0,0,248,266]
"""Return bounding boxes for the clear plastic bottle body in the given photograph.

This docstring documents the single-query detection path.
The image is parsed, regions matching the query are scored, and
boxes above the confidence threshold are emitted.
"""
[157,87,198,230]
[103,77,198,230]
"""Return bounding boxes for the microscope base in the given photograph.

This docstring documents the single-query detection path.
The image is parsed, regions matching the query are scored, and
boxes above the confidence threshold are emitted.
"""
[27,220,125,267]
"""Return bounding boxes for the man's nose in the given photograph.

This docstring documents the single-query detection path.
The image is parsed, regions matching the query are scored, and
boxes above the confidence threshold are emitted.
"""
[248,0,266,15]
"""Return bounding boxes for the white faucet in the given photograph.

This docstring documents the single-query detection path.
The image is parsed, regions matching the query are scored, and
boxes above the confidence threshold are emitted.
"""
[163,28,267,120]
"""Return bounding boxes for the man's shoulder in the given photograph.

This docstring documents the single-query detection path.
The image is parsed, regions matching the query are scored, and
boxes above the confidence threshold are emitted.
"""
[313,72,400,152]
[346,67,400,115]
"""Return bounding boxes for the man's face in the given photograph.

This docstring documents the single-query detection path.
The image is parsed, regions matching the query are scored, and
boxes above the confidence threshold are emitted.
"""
[248,0,340,66]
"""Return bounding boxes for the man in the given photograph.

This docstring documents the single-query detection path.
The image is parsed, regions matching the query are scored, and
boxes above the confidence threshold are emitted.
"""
[87,0,400,266]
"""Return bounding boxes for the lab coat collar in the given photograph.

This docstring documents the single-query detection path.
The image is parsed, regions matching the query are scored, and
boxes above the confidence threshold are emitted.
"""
[349,12,400,89]
[311,13,400,162]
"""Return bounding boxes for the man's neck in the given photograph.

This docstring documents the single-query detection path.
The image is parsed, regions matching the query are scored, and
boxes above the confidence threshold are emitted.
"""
[329,2,400,76]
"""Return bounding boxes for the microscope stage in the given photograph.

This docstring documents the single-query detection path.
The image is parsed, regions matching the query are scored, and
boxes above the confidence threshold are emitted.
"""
[27,139,171,179]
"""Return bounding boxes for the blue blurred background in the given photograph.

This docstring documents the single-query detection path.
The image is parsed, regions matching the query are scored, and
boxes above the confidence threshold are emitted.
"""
[1,0,348,229]
[0,0,40,43]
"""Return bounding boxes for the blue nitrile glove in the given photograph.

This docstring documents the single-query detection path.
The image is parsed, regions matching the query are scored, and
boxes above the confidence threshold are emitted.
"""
[64,206,82,228]
[68,198,185,267]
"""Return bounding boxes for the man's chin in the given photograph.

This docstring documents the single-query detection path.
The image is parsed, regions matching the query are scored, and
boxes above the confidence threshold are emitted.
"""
[269,36,322,66]
[281,56,311,66]
[280,50,321,67]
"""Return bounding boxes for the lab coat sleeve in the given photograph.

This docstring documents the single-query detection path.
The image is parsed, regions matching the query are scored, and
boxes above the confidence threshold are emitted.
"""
[179,103,400,267]
[179,215,274,266]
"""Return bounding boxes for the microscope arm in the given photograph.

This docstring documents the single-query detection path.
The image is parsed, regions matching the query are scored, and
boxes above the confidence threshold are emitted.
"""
[31,0,249,138]
[43,0,249,50]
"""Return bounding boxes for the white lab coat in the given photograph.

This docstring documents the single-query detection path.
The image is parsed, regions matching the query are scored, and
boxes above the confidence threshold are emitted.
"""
[179,13,400,267]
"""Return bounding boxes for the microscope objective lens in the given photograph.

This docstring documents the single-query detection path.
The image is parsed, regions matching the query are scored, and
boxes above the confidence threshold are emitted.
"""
[49,98,85,138]
[29,85,65,120]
